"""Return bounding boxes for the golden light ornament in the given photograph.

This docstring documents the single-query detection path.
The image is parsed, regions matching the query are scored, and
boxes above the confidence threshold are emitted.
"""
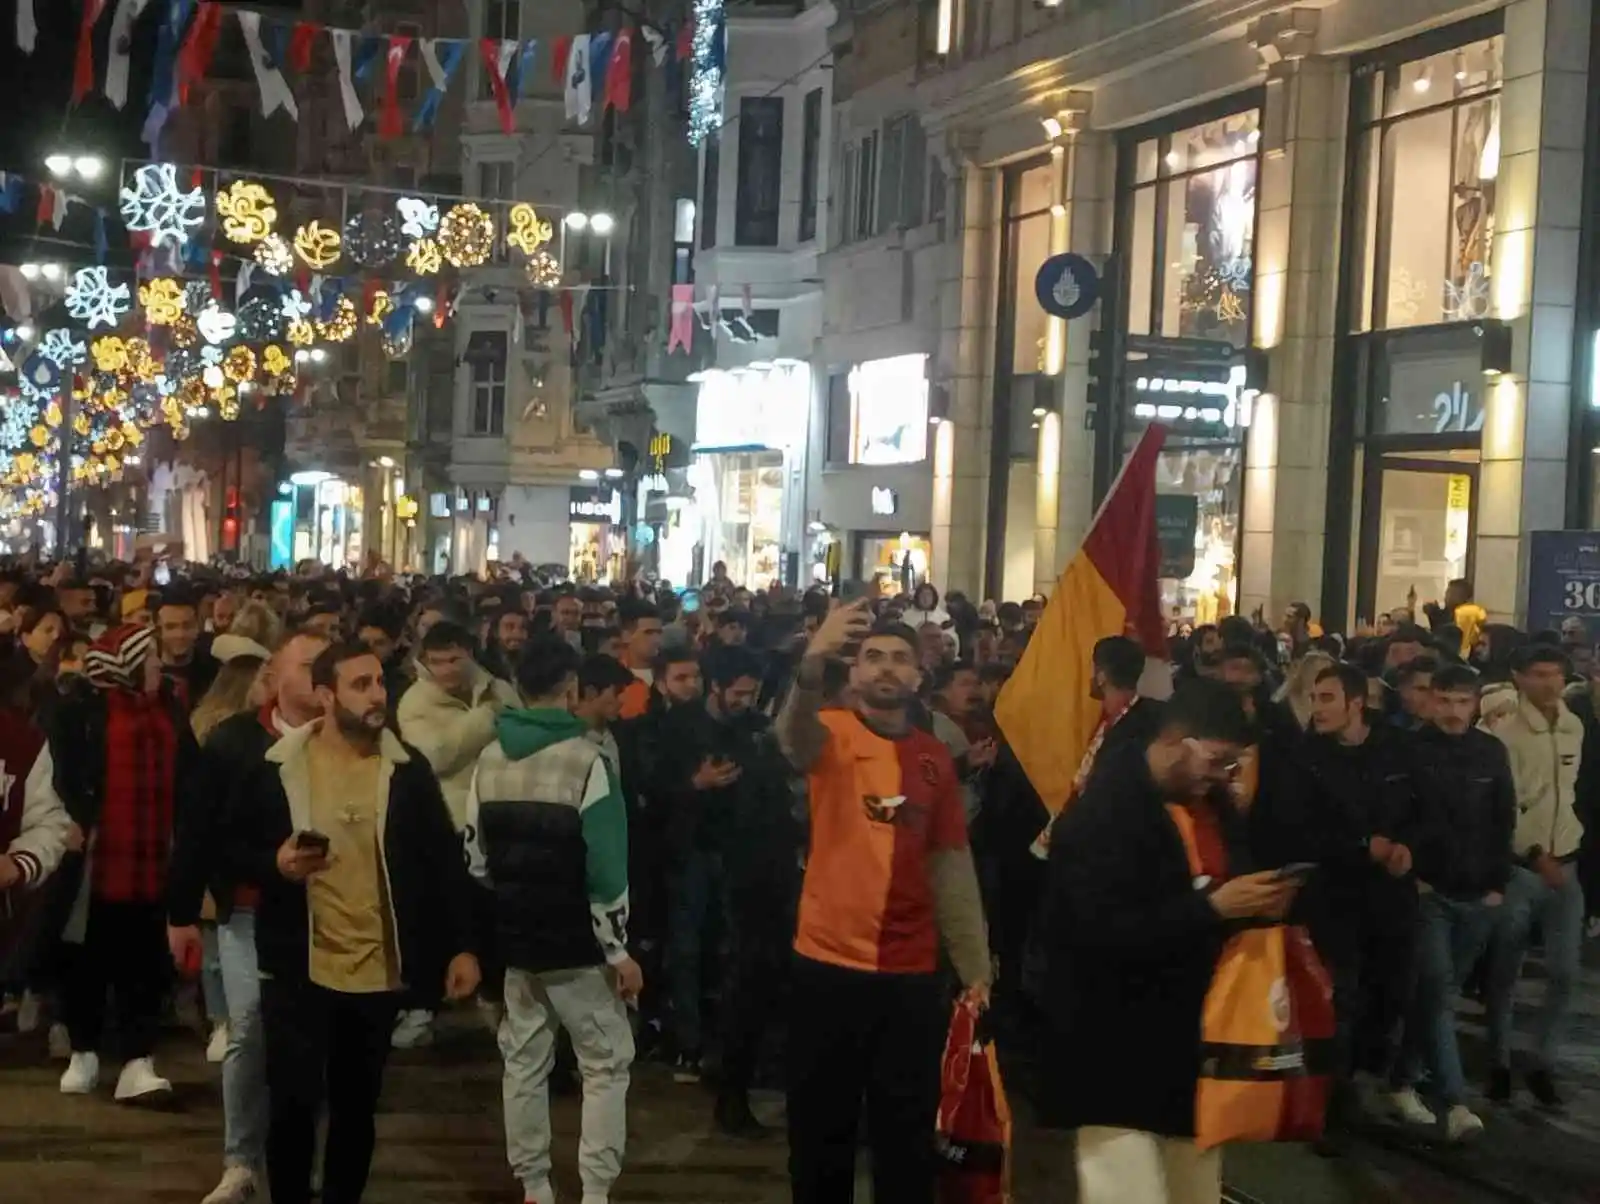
[170,313,200,348]
[315,296,357,343]
[254,233,294,276]
[103,453,122,476]
[293,221,343,269]
[104,427,126,452]
[438,203,495,268]
[172,421,191,440]
[407,237,443,276]
[367,290,393,327]
[506,203,553,255]
[73,413,91,437]
[263,345,291,376]
[223,346,257,384]
[286,318,315,346]
[524,250,561,288]
[121,422,144,446]
[215,386,241,421]
[44,401,62,427]
[91,336,127,373]
[124,338,158,381]
[179,378,207,410]
[28,425,48,448]
[138,277,186,325]
[216,181,278,245]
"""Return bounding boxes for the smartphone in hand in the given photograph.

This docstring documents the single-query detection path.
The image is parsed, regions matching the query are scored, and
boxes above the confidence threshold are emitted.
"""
[295,830,332,856]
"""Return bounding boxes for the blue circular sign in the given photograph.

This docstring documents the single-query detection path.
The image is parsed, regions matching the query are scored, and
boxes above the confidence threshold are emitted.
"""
[1034,253,1100,320]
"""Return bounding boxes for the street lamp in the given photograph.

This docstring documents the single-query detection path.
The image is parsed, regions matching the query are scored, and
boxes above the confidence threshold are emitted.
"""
[588,212,615,236]
[45,152,105,182]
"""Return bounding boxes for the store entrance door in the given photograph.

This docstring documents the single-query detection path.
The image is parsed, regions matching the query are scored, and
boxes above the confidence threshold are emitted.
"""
[1359,450,1477,624]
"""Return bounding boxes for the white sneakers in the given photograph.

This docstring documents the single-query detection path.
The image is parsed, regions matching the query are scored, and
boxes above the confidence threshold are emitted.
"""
[391,1008,435,1049]
[113,1056,173,1102]
[1445,1104,1485,1143]
[200,1165,257,1204]
[1388,1087,1438,1126]
[206,1022,230,1064]
[59,1051,100,1094]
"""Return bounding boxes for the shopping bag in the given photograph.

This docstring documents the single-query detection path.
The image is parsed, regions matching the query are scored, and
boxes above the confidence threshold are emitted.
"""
[935,998,1011,1204]
[1194,923,1335,1150]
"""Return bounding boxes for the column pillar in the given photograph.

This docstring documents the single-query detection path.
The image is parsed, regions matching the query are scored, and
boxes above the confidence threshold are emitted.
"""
[1476,0,1589,620]
[932,135,999,597]
[1239,11,1344,620]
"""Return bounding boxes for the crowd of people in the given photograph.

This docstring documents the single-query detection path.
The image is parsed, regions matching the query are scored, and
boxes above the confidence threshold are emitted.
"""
[0,556,1591,1204]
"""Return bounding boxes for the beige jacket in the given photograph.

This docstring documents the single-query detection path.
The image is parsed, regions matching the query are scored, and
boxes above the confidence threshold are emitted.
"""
[1481,695,1585,859]
[397,663,520,829]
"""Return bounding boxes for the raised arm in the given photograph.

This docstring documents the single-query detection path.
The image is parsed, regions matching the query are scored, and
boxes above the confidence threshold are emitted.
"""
[776,600,871,771]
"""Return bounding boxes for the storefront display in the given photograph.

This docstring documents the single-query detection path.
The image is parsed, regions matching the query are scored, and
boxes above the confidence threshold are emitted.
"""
[568,487,624,584]
[857,532,933,596]
[847,354,929,465]
[690,453,785,590]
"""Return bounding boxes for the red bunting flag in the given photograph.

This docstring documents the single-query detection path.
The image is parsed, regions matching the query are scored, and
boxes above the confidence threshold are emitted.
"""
[380,35,413,139]
[177,1,225,105]
[289,22,319,73]
[605,27,633,113]
[676,18,694,61]
[35,185,54,228]
[478,38,515,135]
[551,36,572,86]
[71,0,108,105]
[559,290,574,339]
[209,250,224,299]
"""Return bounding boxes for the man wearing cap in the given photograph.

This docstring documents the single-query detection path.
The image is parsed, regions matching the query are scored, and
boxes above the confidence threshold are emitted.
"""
[53,623,200,1103]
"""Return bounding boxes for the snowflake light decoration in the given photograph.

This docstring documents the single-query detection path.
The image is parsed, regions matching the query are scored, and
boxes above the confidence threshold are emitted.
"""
[38,329,86,368]
[139,278,186,325]
[254,234,294,277]
[280,289,311,321]
[200,345,225,369]
[438,203,495,268]
[1442,261,1490,322]
[1216,256,1253,293]
[294,221,342,270]
[345,212,402,268]
[197,305,238,345]
[216,181,278,245]
[119,162,206,250]
[397,197,440,241]
[65,267,133,330]
[687,0,725,146]
[407,238,443,276]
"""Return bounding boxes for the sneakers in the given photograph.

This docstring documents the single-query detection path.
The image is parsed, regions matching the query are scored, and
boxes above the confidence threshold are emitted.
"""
[206,1022,230,1064]
[1487,1067,1512,1103]
[391,1008,435,1049]
[521,1180,555,1204]
[200,1165,257,1204]
[1445,1105,1485,1143]
[59,1051,100,1094]
[1525,1068,1563,1109]
[16,990,41,1034]
[113,1056,172,1102]
[672,1052,702,1084]
[1388,1088,1438,1127]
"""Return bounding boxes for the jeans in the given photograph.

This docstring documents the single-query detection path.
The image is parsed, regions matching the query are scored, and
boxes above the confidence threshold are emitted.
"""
[1487,862,1585,1071]
[499,965,634,1199]
[200,923,227,1022]
[216,910,267,1170]
[1397,891,1494,1106]
[786,955,944,1204]
[666,849,721,1055]
[261,978,400,1204]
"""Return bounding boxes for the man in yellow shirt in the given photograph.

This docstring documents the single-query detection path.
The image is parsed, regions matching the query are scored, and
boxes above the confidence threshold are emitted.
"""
[225,642,481,1204]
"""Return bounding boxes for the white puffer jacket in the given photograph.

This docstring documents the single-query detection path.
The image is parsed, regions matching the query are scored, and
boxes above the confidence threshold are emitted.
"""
[1481,695,1585,859]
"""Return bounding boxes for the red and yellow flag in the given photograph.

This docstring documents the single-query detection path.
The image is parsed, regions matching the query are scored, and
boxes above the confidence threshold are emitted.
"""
[994,424,1169,814]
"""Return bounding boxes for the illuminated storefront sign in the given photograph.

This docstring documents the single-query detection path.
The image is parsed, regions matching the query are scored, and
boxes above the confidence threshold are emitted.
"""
[1130,363,1257,431]
[693,363,811,452]
[570,487,623,524]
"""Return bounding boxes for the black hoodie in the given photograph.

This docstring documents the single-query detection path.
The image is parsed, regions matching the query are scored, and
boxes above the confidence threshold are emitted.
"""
[1409,725,1516,898]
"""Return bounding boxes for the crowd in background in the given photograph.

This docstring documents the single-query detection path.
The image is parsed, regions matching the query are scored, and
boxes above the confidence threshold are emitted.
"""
[0,555,1593,1204]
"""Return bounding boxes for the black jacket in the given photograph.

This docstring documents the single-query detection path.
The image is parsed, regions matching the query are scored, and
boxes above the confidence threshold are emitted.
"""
[1409,726,1516,898]
[1298,721,1421,881]
[167,708,280,926]
[1041,743,1253,1136]
[222,728,477,993]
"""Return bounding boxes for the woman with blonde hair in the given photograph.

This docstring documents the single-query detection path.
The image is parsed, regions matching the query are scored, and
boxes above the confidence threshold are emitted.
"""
[1276,649,1336,729]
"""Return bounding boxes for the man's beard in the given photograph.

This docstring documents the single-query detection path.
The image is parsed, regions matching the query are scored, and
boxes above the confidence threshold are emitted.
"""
[332,701,386,741]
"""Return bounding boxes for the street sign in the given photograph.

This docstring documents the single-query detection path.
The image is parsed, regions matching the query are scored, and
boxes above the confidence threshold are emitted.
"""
[1527,530,1600,633]
[1034,253,1101,320]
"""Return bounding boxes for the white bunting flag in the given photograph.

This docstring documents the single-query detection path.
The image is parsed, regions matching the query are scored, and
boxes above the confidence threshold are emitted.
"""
[332,30,364,131]
[16,0,36,53]
[564,34,592,125]
[237,11,299,121]
[104,0,152,109]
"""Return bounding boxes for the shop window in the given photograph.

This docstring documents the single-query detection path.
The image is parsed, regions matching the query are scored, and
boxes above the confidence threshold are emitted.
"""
[800,88,822,244]
[848,354,929,465]
[1348,33,1503,331]
[735,96,784,246]
[1007,161,1054,376]
[700,132,720,250]
[1122,109,1260,348]
[467,331,507,436]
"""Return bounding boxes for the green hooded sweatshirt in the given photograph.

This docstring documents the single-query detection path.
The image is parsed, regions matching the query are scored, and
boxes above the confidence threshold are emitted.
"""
[492,707,630,956]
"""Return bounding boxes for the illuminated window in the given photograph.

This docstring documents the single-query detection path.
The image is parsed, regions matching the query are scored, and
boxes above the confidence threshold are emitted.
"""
[848,355,929,465]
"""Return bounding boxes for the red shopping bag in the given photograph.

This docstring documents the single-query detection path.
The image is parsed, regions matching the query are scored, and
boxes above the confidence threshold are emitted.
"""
[935,999,1011,1204]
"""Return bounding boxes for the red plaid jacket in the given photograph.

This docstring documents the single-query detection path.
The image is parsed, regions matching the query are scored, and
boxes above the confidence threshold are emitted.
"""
[90,688,180,904]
